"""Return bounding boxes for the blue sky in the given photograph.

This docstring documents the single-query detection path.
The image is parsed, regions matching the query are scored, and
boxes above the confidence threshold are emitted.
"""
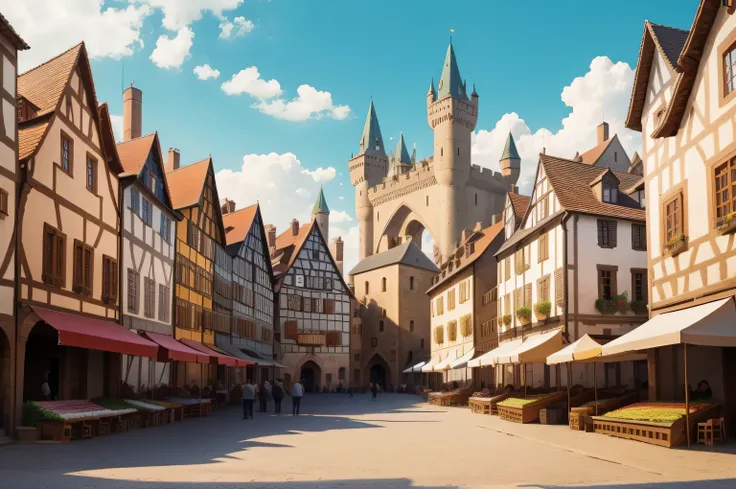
[7,0,700,269]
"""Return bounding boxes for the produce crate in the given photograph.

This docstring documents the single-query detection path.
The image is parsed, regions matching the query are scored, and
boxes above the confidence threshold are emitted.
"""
[469,397,492,414]
[540,404,567,425]
[498,391,567,424]
[569,391,638,430]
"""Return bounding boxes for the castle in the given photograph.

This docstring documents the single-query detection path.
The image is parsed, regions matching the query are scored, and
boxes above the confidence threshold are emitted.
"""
[349,42,521,264]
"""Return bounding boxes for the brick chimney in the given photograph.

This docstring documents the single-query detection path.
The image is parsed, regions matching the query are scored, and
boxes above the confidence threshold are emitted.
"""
[123,84,142,142]
[291,219,299,237]
[265,224,276,248]
[330,237,344,275]
[166,148,180,172]
[221,198,236,215]
[597,121,609,144]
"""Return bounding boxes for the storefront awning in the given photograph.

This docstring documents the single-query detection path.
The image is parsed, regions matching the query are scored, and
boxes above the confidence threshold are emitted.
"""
[433,353,454,372]
[546,334,601,365]
[449,349,476,369]
[601,297,736,357]
[142,331,209,363]
[467,338,523,368]
[210,341,258,367]
[179,339,243,367]
[421,356,442,373]
[403,361,426,374]
[498,328,563,364]
[207,343,252,367]
[33,307,158,358]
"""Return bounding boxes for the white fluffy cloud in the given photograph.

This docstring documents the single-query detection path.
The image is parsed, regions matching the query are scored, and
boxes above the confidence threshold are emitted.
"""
[330,211,354,225]
[194,64,220,80]
[219,16,254,39]
[215,152,342,250]
[472,56,640,194]
[5,0,151,72]
[221,66,283,98]
[150,27,194,69]
[136,0,243,30]
[255,84,351,121]
[110,114,123,143]
[303,167,336,182]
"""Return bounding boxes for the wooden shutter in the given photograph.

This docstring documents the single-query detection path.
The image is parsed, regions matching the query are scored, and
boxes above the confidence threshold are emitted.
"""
[524,283,532,308]
[514,289,522,311]
[610,221,617,248]
[55,233,66,287]
[285,320,298,340]
[554,268,564,307]
[110,258,118,302]
[84,247,92,295]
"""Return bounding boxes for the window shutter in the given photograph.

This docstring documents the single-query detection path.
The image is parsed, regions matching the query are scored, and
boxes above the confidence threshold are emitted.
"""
[56,234,66,286]
[515,289,522,311]
[524,283,532,308]
[610,221,618,248]
[554,268,564,307]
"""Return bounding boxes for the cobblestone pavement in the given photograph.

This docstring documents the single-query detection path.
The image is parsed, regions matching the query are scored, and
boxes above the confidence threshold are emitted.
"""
[0,394,735,489]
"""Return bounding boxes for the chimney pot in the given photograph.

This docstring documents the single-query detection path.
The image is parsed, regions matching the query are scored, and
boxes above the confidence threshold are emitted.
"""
[220,198,236,215]
[291,219,299,236]
[167,148,180,172]
[265,224,277,248]
[123,86,142,142]
[597,121,609,145]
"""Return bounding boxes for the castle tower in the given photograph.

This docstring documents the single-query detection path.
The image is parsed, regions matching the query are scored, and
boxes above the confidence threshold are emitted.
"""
[427,42,479,261]
[349,101,388,260]
[312,185,330,243]
[389,132,413,176]
[499,132,521,184]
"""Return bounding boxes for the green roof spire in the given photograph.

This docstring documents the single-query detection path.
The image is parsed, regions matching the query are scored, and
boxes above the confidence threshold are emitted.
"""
[358,100,386,157]
[437,43,468,101]
[312,185,330,215]
[396,132,412,164]
[500,132,520,161]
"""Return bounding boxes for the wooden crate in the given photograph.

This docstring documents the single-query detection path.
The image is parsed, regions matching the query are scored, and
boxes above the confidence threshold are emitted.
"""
[569,411,587,431]
[469,397,492,414]
[498,391,567,424]
[540,405,567,425]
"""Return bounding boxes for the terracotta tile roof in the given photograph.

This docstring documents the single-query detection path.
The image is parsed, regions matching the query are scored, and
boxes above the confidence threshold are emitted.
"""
[508,192,530,221]
[18,117,50,160]
[579,135,616,165]
[223,204,259,246]
[541,154,646,221]
[272,220,313,276]
[18,43,82,116]
[165,158,211,210]
[426,221,504,294]
[0,12,29,50]
[116,133,157,175]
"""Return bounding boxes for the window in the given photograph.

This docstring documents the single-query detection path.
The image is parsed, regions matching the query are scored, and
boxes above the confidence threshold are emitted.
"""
[631,269,648,303]
[86,154,96,192]
[130,187,140,215]
[409,320,414,332]
[144,277,155,318]
[338,368,346,382]
[426,196,429,206]
[284,320,298,340]
[436,296,444,315]
[631,223,647,251]
[61,132,73,174]
[447,320,458,341]
[42,224,66,287]
[371,337,378,347]
[0,188,7,218]
[597,220,617,248]
[603,183,618,203]
[101,255,117,304]
[514,247,528,274]
[539,195,549,220]
[72,240,93,296]
[474,193,478,206]
[447,289,456,311]
[597,265,618,301]
[409,276,414,290]
[538,275,550,302]
[460,314,472,337]
[149,172,157,194]
[364,281,369,295]
[459,281,468,304]
[176,299,192,330]
[127,268,140,313]
[158,284,170,322]
[715,158,736,226]
[142,198,153,226]
[554,268,564,307]
[538,232,549,261]
[664,193,684,242]
[725,42,736,95]
[504,257,511,281]
[326,331,342,347]
[381,277,387,292]
[434,326,444,344]
[379,320,384,332]
[420,338,425,349]
[324,298,336,314]
[160,214,170,242]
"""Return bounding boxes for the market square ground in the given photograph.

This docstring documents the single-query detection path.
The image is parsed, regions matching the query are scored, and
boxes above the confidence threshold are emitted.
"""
[0,394,734,489]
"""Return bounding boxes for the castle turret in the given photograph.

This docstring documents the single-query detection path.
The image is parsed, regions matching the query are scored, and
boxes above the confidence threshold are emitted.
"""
[312,185,330,243]
[499,132,521,185]
[389,132,413,176]
[349,101,388,260]
[427,79,436,108]
[427,42,478,262]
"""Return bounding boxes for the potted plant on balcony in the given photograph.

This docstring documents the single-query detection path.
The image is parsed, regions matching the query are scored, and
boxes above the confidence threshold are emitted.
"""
[594,298,618,314]
[663,233,687,257]
[502,315,512,327]
[715,211,736,235]
[516,306,532,325]
[534,301,552,321]
[630,299,648,315]
[615,292,629,313]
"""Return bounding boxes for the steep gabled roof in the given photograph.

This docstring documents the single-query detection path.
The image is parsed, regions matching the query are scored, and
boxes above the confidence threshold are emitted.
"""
[426,221,504,294]
[349,241,439,276]
[117,133,157,175]
[97,103,124,175]
[0,12,29,50]
[579,135,617,165]
[223,204,259,246]
[18,116,50,161]
[508,192,530,221]
[165,158,211,210]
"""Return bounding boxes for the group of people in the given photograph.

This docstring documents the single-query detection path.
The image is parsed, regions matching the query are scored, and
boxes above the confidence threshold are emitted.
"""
[242,379,305,418]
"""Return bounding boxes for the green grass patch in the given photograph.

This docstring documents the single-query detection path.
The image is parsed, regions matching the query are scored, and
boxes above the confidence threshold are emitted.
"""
[497,397,538,408]
[605,407,685,424]
[22,401,63,426]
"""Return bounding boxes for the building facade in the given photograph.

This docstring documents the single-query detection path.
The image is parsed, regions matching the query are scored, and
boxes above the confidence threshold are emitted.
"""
[0,14,28,437]
[496,151,649,390]
[349,241,438,390]
[626,0,736,428]
[349,43,519,265]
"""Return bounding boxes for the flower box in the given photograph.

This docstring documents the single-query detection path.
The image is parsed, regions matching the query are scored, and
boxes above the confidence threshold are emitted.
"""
[595,299,618,314]
[630,300,648,315]
[534,301,551,320]
[663,234,687,258]
[615,293,629,314]
[516,306,532,325]
[502,315,512,326]
[715,212,736,235]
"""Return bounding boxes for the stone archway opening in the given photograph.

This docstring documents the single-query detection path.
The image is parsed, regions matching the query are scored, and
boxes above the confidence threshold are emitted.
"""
[300,361,322,393]
[376,205,439,262]
[0,328,10,435]
[366,353,392,392]
[23,321,62,403]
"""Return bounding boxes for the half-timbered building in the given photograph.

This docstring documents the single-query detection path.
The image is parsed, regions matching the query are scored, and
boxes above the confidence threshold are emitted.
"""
[0,13,28,438]
[272,219,352,392]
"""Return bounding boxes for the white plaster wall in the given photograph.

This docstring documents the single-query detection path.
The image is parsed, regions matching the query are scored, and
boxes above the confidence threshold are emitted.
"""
[429,272,474,369]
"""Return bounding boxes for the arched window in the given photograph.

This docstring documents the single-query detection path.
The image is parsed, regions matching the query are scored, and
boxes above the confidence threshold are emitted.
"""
[382,277,387,292]
[409,276,415,290]
[420,338,425,349]
[426,196,429,206]
[410,320,415,332]
[365,281,369,295]
[440,147,443,157]
[457,147,460,156]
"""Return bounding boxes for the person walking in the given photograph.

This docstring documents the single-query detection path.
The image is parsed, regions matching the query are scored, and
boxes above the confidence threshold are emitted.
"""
[272,380,284,414]
[348,384,354,399]
[242,380,255,420]
[371,382,378,401]
[258,381,269,412]
[291,380,304,416]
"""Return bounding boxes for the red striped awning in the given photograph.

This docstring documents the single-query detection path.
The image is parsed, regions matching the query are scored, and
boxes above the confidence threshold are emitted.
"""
[33,307,158,358]
[141,332,209,363]
[179,339,244,367]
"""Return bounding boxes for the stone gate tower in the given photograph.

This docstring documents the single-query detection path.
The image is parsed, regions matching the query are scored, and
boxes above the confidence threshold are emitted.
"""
[349,43,520,264]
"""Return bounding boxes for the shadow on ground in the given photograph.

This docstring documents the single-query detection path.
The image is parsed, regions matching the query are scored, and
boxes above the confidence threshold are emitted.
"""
[524,480,736,489]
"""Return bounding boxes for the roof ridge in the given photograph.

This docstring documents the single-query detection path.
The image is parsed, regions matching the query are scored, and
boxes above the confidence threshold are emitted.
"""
[166,156,210,174]
[18,42,83,77]
[224,203,259,217]
[647,21,689,34]
[116,131,157,147]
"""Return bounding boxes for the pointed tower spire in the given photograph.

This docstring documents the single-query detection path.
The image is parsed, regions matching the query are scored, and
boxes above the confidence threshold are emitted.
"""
[358,101,386,157]
[500,132,520,161]
[428,79,436,97]
[499,132,521,185]
[437,43,468,101]
[312,185,330,215]
[396,132,412,164]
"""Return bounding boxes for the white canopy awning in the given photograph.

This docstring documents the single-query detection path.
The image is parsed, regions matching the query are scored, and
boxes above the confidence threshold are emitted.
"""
[433,353,455,372]
[547,334,601,365]
[421,356,442,373]
[403,361,427,374]
[467,338,523,368]
[497,328,564,364]
[450,348,476,370]
[601,297,736,357]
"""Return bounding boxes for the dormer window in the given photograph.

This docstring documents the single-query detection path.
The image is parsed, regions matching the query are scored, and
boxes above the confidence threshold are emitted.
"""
[603,182,618,203]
